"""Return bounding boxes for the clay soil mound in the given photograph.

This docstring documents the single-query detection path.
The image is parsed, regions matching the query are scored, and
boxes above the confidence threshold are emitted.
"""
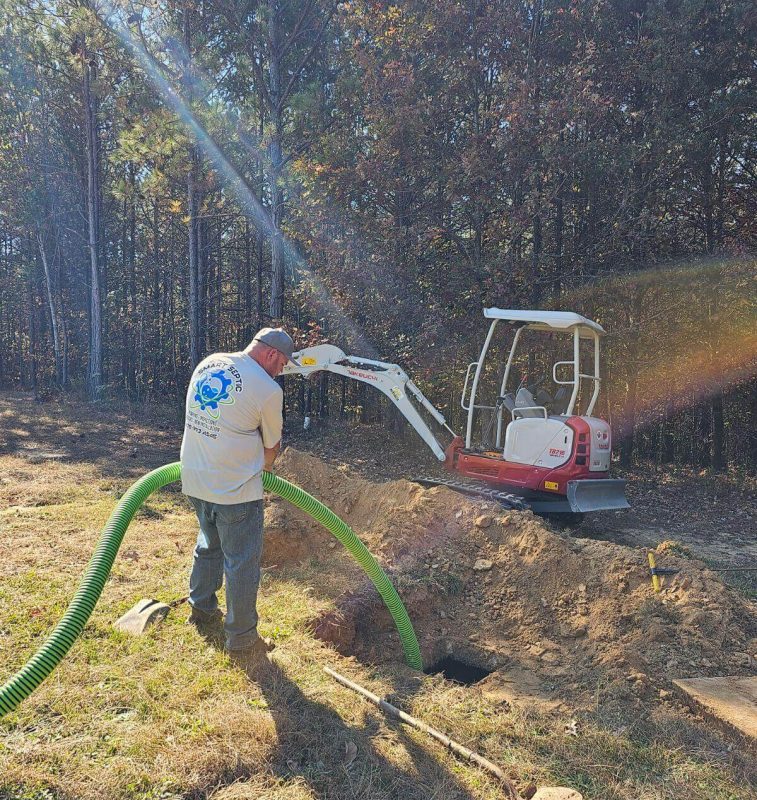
[268,448,757,715]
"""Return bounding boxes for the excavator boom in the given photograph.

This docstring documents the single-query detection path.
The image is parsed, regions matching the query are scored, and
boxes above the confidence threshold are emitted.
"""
[282,345,453,461]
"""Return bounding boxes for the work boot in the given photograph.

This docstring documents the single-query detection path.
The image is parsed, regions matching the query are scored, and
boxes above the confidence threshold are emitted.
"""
[226,635,275,671]
[186,606,223,628]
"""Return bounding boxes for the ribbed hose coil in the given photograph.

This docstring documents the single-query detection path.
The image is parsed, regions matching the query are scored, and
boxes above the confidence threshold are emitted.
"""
[0,462,421,718]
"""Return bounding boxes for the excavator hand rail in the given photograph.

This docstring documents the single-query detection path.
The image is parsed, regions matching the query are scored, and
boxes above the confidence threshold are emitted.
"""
[552,360,577,385]
[461,361,479,411]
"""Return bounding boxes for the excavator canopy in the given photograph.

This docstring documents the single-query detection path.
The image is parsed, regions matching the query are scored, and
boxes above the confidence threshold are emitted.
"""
[483,308,606,337]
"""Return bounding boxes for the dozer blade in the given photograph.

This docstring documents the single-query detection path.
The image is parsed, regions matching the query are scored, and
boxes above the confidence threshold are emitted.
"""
[566,479,629,513]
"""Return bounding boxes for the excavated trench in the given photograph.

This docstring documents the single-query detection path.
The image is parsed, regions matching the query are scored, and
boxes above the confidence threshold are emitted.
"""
[266,448,757,715]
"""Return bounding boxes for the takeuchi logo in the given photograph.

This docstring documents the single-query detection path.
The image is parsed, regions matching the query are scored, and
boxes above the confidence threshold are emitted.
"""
[191,369,235,419]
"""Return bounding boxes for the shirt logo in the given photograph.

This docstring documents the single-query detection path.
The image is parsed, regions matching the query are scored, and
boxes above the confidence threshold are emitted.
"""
[191,369,235,419]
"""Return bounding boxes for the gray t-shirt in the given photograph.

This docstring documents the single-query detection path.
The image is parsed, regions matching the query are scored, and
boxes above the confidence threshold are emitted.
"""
[180,352,283,503]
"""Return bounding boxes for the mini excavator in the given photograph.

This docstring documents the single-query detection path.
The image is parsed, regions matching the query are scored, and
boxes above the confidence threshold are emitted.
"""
[282,309,629,517]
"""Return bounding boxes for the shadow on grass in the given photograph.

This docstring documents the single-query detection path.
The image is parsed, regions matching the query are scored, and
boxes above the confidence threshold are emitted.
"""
[255,658,484,800]
[186,604,484,799]
[0,395,182,478]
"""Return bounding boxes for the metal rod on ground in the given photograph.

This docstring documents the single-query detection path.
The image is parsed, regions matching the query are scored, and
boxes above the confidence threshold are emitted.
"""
[324,667,520,799]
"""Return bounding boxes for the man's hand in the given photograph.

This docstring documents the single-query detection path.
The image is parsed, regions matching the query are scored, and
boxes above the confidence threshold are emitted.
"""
[263,441,281,472]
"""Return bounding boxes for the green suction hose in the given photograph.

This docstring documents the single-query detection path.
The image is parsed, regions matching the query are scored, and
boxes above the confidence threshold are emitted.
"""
[261,470,422,669]
[0,462,421,718]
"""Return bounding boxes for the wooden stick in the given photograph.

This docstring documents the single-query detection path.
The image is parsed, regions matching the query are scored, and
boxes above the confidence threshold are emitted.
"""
[324,666,520,799]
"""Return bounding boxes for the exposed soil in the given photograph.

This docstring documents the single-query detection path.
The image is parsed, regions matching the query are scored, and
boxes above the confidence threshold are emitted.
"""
[2,396,756,800]
[4,395,754,574]
[0,396,181,477]
[582,466,757,569]
[271,447,757,726]
[287,417,757,582]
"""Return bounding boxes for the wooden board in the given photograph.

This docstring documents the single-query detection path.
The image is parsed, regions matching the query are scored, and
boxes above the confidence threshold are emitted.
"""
[673,676,757,739]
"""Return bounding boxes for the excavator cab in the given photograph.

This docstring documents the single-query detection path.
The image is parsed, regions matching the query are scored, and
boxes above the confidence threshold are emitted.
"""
[462,310,604,446]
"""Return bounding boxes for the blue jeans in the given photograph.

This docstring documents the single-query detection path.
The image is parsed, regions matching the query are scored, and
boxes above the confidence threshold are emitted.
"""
[188,497,264,651]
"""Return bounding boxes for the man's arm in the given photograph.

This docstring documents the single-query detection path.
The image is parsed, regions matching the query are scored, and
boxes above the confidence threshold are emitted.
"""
[263,441,281,471]
[259,383,284,472]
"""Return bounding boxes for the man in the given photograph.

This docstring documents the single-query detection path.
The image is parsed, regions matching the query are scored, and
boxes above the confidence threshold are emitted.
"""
[180,327,298,665]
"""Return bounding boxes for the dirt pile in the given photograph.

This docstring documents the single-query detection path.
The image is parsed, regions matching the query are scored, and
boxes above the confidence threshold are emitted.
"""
[264,448,448,567]
[268,448,757,714]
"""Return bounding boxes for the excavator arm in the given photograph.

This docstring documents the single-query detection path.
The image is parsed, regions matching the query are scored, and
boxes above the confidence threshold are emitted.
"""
[282,344,455,461]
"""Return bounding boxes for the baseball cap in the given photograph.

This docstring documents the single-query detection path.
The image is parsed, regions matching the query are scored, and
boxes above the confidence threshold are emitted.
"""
[253,327,299,364]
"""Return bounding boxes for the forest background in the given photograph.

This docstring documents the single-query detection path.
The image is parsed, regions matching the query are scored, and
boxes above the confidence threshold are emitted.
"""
[0,0,754,473]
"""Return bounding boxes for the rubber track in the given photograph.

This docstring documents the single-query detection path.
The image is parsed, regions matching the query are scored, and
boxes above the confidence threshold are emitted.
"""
[413,476,528,510]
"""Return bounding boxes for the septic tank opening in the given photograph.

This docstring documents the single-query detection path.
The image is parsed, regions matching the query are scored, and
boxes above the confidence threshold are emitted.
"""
[425,655,492,686]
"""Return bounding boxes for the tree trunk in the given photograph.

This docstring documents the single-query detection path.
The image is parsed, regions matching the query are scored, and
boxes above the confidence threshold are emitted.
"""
[244,218,252,342]
[201,215,211,350]
[82,40,102,400]
[36,228,62,386]
[256,114,265,328]
[61,317,68,388]
[702,290,720,469]
[257,225,264,327]
[184,6,204,368]
[661,400,675,463]
[215,218,222,349]
[126,164,137,394]
[268,1,286,319]
[700,141,715,254]
[359,382,369,424]
[749,377,757,470]
[553,182,563,297]
[711,392,725,472]
[268,143,286,320]
[695,402,711,468]
[318,372,329,419]
[619,373,636,467]
[532,172,543,306]
[188,145,202,367]
[28,274,38,400]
